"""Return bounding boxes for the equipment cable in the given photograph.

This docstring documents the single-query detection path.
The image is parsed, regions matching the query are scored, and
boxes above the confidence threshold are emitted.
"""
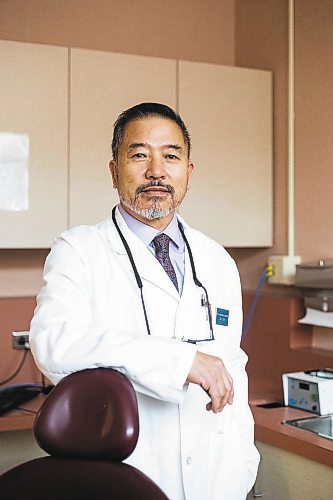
[242,266,273,339]
[0,350,29,387]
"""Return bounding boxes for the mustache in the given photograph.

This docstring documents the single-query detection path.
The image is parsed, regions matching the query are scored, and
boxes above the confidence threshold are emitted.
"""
[136,181,175,196]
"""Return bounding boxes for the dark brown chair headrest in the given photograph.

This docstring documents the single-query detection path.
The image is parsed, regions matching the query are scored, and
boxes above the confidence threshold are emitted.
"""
[34,368,139,461]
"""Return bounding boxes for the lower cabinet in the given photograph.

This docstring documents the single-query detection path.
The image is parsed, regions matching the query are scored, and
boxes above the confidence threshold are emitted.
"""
[0,429,47,475]
[248,441,333,500]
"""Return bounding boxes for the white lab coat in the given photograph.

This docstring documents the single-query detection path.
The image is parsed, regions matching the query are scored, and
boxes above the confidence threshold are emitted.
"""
[30,207,259,500]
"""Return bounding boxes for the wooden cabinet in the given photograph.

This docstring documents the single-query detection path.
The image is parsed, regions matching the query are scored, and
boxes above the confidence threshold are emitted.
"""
[249,441,333,499]
[0,42,272,248]
[0,430,47,475]
[178,61,272,247]
[0,41,68,248]
[69,49,177,227]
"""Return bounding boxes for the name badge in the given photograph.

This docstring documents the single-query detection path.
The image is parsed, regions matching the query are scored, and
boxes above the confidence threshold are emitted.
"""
[216,308,229,326]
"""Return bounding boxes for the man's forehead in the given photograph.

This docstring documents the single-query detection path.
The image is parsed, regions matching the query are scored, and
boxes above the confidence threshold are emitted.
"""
[122,116,185,145]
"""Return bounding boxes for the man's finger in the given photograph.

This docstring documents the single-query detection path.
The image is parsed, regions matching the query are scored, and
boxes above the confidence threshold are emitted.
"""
[210,395,223,414]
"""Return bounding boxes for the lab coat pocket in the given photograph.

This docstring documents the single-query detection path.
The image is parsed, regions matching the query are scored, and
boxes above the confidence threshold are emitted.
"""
[210,434,253,500]
[207,432,226,495]
[208,431,251,500]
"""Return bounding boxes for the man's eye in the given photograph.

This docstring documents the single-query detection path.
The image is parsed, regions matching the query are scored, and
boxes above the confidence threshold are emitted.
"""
[166,154,179,160]
[132,153,147,159]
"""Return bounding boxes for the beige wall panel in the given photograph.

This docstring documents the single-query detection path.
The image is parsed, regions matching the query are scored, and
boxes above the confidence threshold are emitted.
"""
[179,61,272,247]
[70,49,177,227]
[0,41,68,248]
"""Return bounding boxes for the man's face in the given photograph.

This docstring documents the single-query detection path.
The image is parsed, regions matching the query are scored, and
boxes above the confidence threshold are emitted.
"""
[109,116,194,227]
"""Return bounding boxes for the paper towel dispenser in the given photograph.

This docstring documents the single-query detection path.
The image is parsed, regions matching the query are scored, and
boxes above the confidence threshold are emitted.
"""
[295,259,333,312]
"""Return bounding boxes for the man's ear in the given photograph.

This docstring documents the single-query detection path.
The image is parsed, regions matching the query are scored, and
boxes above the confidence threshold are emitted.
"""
[109,160,118,189]
[187,161,195,189]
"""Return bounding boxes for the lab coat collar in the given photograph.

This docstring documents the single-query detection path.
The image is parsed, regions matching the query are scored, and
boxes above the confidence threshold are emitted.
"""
[117,204,184,252]
[105,206,185,301]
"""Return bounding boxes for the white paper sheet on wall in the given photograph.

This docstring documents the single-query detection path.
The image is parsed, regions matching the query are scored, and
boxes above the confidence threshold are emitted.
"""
[0,132,29,211]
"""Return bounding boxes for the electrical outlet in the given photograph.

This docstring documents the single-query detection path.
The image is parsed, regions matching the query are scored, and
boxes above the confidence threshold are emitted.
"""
[12,331,30,350]
[268,255,301,285]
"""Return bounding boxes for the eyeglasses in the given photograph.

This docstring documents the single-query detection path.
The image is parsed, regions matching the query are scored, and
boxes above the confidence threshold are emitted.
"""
[181,286,215,344]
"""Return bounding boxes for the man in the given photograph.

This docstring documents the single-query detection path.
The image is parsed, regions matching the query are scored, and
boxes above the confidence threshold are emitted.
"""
[30,102,259,499]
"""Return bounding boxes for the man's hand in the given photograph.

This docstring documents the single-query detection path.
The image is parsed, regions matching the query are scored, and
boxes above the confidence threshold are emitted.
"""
[187,352,234,413]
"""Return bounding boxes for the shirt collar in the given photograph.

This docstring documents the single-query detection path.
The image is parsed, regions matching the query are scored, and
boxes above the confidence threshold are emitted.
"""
[118,204,184,252]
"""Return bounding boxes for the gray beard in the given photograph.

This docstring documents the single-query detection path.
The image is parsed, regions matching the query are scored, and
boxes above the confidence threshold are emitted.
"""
[119,193,176,220]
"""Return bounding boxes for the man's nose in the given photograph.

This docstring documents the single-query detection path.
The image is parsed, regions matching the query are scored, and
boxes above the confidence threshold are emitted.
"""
[146,155,166,179]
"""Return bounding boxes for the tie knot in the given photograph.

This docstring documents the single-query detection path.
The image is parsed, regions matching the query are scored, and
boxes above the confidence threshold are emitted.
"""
[153,233,171,253]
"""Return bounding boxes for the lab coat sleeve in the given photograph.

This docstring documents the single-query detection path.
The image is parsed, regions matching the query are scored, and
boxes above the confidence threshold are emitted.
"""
[30,234,197,403]
[203,258,260,492]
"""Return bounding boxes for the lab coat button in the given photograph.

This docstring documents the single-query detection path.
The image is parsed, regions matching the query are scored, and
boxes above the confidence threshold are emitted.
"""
[186,457,192,465]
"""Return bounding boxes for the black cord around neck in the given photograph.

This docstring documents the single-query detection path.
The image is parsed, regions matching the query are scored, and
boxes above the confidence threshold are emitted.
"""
[112,207,151,335]
[177,221,202,287]
[112,206,214,339]
[178,221,215,339]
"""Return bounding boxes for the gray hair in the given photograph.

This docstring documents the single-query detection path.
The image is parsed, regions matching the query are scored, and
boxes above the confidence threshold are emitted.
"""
[112,102,191,161]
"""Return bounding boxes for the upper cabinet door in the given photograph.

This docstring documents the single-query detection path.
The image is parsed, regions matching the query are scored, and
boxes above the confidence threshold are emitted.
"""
[178,61,273,247]
[70,49,177,227]
[0,41,68,248]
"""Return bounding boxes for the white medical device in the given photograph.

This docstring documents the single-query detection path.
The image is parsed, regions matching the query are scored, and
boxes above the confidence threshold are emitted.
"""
[282,369,333,415]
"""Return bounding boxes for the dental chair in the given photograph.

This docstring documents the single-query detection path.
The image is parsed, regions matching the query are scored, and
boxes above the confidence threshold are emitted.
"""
[0,368,167,499]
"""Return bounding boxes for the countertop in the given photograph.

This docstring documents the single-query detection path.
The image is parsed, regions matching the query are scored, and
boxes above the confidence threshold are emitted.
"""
[250,399,333,467]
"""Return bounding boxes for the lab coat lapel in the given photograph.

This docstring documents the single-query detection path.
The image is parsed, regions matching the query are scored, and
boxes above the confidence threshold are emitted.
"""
[176,245,201,338]
[105,208,180,301]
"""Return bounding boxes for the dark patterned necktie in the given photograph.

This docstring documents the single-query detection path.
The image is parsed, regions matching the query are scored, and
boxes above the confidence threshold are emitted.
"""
[153,233,179,291]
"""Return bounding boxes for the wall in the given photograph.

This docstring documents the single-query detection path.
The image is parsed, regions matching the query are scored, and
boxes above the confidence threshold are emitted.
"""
[233,0,333,290]
[0,0,235,64]
[295,0,333,261]
[0,0,235,298]
[242,292,332,401]
[233,0,288,290]
[0,250,48,298]
[0,297,41,387]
